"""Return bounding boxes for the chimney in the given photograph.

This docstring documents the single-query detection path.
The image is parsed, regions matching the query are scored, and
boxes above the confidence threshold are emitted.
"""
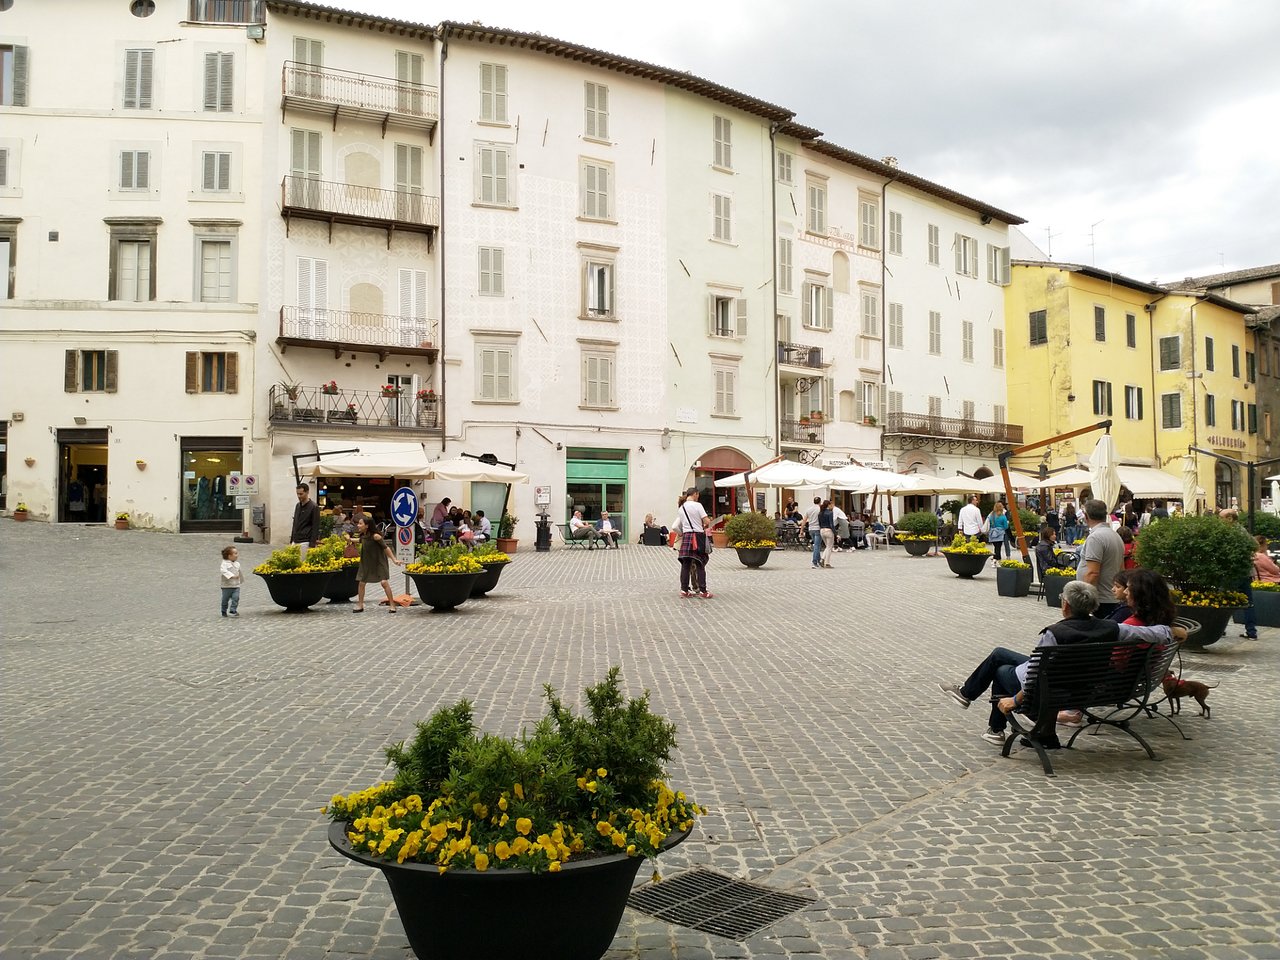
[881,156,899,169]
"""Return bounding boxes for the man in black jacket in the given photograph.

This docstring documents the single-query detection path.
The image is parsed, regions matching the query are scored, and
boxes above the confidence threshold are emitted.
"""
[291,482,321,560]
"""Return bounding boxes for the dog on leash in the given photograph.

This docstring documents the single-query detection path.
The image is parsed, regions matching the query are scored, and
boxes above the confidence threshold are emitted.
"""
[1162,673,1217,717]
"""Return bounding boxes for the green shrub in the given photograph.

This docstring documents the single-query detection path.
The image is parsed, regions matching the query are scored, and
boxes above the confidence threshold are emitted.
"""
[1133,514,1255,591]
[724,511,776,545]
[897,511,939,538]
[1245,512,1280,540]
[1016,508,1041,538]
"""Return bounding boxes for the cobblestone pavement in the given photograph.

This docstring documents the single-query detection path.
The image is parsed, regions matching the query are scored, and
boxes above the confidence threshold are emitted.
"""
[2,522,1278,959]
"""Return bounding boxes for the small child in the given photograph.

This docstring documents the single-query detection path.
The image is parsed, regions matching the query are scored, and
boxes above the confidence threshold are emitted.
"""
[220,545,242,617]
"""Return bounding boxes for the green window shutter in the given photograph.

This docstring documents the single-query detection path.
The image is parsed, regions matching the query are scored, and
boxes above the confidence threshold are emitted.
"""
[104,350,119,393]
[64,350,79,392]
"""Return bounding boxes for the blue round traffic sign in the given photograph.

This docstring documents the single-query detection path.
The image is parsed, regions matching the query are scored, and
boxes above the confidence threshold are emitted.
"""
[391,486,419,527]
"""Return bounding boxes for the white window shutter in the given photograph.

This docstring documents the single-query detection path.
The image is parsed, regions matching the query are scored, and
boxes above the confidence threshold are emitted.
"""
[0,150,8,187]
[596,84,608,138]
[297,256,311,310]
[216,153,230,191]
[203,52,219,110]
[707,295,716,336]
[202,152,216,191]
[11,46,28,107]
[735,298,747,339]
[120,151,133,189]
[494,149,508,205]
[954,233,963,274]
[854,380,864,421]
[135,151,149,189]
[968,241,978,278]
[824,287,834,329]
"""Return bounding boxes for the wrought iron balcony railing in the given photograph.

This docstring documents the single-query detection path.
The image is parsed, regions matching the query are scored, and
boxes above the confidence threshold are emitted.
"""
[781,417,826,444]
[282,62,439,131]
[188,0,263,23]
[884,412,1024,445]
[777,341,824,368]
[269,384,441,432]
[281,176,439,237]
[277,306,437,361]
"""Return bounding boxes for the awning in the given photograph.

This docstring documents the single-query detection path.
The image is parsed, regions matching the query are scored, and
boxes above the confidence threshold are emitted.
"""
[827,465,923,493]
[302,439,435,479]
[421,456,529,484]
[1116,465,1204,498]
[713,461,830,488]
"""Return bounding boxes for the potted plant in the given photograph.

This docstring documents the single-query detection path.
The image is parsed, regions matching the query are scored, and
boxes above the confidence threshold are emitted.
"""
[416,388,439,428]
[281,380,302,402]
[114,511,130,531]
[496,512,519,553]
[12,502,29,522]
[1041,566,1076,608]
[724,512,777,568]
[405,546,483,611]
[469,542,513,597]
[321,380,339,395]
[940,534,991,578]
[1242,581,1280,628]
[995,558,1033,598]
[325,669,702,960]
[862,414,877,426]
[253,544,340,612]
[1016,508,1042,547]
[307,534,361,604]
[897,511,939,556]
[1134,514,1256,645]
[381,384,403,398]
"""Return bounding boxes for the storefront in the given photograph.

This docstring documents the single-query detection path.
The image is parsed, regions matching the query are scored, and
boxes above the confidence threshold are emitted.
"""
[691,447,752,521]
[180,437,243,532]
[58,427,109,523]
[565,447,629,538]
[313,476,396,522]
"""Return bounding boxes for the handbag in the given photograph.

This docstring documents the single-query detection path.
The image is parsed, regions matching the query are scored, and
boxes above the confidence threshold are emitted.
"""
[343,539,360,559]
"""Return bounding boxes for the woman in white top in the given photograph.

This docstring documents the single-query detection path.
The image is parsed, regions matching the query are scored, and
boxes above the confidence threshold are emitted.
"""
[672,488,712,598]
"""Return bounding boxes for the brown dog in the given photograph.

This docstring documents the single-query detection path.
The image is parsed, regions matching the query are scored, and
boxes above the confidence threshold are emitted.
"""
[1162,673,1217,718]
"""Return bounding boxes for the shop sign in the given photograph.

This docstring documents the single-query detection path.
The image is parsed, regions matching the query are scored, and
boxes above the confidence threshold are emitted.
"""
[1206,435,1246,449]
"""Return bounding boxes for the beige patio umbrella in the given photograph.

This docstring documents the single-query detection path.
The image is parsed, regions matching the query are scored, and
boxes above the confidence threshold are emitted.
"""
[1088,434,1122,510]
[1183,456,1200,514]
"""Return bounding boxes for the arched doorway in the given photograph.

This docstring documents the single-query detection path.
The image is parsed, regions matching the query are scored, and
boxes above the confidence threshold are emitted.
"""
[690,447,752,520]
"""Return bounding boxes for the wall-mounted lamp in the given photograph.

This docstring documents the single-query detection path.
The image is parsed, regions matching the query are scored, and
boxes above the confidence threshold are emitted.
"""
[74,416,88,425]
[246,23,265,40]
[555,442,562,451]
[660,427,671,450]
[135,459,147,471]
[24,457,35,467]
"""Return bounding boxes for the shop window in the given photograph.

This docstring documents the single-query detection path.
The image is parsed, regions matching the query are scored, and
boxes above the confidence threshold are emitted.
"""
[180,439,243,530]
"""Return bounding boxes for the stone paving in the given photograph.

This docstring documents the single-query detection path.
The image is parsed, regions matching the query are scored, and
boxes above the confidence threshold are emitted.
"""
[1,521,1278,959]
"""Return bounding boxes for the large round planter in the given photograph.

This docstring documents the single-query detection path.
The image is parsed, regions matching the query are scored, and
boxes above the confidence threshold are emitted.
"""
[995,566,1033,598]
[328,821,690,960]
[324,563,359,603]
[256,570,333,612]
[902,539,933,557]
[1043,574,1073,608]
[943,552,989,579]
[1235,589,1280,627]
[733,546,771,568]
[408,571,481,611]
[469,558,512,597]
[1176,604,1241,647]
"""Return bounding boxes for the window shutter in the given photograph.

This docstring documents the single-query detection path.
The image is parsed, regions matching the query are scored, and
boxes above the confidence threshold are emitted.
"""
[494,64,507,121]
[735,298,747,338]
[202,152,216,191]
[0,149,7,187]
[12,46,28,107]
[496,348,511,398]
[185,352,199,393]
[224,352,238,394]
[219,53,233,111]
[823,288,833,330]
[596,84,608,139]
[120,151,133,189]
[203,52,220,110]
[707,294,716,336]
[104,350,119,393]
[584,82,596,138]
[494,148,508,205]
[64,350,79,392]
[136,151,149,189]
[124,50,138,108]
[954,234,963,274]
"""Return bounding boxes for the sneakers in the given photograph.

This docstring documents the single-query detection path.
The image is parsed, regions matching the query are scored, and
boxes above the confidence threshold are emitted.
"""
[680,591,692,599]
[1056,710,1083,727]
[938,682,970,709]
[981,728,1007,744]
[228,611,239,618]
[698,591,714,599]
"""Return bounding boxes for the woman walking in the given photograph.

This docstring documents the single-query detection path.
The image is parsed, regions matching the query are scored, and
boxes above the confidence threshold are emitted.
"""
[819,499,836,568]
[348,514,403,613]
[986,501,1011,561]
[672,487,712,598]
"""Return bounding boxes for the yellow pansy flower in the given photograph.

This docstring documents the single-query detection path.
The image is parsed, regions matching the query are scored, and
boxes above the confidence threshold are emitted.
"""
[548,860,561,872]
[474,853,490,871]
[515,817,532,836]
[494,841,511,861]
[513,783,524,800]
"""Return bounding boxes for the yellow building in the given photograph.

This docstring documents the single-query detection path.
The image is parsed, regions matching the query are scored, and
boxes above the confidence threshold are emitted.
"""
[1005,262,1260,510]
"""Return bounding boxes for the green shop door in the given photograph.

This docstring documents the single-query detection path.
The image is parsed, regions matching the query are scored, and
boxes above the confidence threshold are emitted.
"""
[565,448,629,540]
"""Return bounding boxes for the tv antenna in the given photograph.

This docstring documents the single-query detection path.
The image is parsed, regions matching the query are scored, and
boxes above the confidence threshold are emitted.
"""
[1089,219,1105,265]
[1044,225,1062,258]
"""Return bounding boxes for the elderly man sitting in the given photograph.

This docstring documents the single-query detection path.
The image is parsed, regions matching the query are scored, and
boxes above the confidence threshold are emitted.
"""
[937,581,1176,748]
[568,509,600,549]
[596,511,621,549]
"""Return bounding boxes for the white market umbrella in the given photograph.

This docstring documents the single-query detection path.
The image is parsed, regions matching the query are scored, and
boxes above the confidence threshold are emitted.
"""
[1183,456,1200,514]
[899,472,984,494]
[422,456,529,484]
[713,460,830,489]
[1088,434,1122,510]
[827,465,923,493]
[975,470,1044,495]
[1044,467,1094,487]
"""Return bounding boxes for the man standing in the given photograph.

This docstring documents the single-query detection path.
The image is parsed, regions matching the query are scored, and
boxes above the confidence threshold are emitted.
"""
[802,496,823,569]
[291,482,321,561]
[957,494,983,539]
[1075,498,1125,618]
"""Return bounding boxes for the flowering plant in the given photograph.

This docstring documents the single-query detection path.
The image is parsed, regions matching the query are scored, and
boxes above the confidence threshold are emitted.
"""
[1044,567,1077,577]
[724,511,777,548]
[1251,580,1280,593]
[941,534,991,555]
[732,539,777,549]
[321,380,339,395]
[1168,588,1250,609]
[325,668,703,873]
[253,543,344,575]
[897,511,940,539]
[381,384,402,397]
[346,402,357,412]
[896,534,936,542]
[115,511,130,521]
[997,559,1030,569]
[408,543,484,574]
[472,542,513,565]
[416,388,436,401]
[307,534,360,569]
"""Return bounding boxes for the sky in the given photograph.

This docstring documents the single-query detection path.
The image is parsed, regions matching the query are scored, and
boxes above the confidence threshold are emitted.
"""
[337,0,1279,286]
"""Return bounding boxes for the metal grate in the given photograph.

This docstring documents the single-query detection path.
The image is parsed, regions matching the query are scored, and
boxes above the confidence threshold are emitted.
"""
[1177,659,1245,675]
[628,868,816,941]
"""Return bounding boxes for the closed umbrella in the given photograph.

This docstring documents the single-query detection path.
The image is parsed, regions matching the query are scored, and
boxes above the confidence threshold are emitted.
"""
[1089,434,1122,511]
[1183,456,1200,514]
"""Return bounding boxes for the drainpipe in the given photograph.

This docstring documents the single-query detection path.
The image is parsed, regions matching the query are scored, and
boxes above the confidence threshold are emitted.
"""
[1143,291,1167,464]
[878,167,899,467]
[769,122,780,463]
[436,33,448,453]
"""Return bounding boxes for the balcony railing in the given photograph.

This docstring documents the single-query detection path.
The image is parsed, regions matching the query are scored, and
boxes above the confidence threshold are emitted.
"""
[777,341,824,368]
[281,176,439,238]
[282,62,439,132]
[278,306,438,362]
[884,412,1024,445]
[269,384,442,432]
[781,418,826,444]
[188,0,263,23]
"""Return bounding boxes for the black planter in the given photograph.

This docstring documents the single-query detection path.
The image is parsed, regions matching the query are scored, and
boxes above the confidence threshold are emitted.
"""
[469,559,512,597]
[324,563,359,603]
[1235,589,1280,627]
[408,572,481,611]
[995,566,1033,598]
[329,821,690,960]
[1176,604,1241,647]
[256,570,333,612]
[1043,574,1073,608]
[902,539,934,557]
[943,552,989,579]
[733,546,771,568]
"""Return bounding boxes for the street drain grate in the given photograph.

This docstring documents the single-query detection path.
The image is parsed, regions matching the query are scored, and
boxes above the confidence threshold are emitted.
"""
[627,868,816,940]
[1177,659,1245,675]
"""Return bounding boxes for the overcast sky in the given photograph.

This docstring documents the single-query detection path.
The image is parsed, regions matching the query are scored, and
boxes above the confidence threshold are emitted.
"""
[341,0,1279,285]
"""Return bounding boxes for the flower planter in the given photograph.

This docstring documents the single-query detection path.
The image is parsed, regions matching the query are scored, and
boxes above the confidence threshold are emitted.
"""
[324,564,359,603]
[902,539,933,557]
[995,566,1033,598]
[13,509,29,522]
[256,570,333,612]
[1042,574,1073,608]
[943,552,988,579]
[115,519,129,530]
[328,821,690,960]
[1176,604,1241,647]
[469,558,512,597]
[407,571,481,611]
[1235,590,1280,627]
[495,537,518,554]
[710,530,729,549]
[733,546,771,568]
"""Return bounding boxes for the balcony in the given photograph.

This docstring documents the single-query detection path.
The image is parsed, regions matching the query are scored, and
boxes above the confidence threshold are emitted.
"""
[781,417,826,445]
[277,306,438,363]
[269,384,442,433]
[777,341,825,369]
[883,412,1024,450]
[281,176,439,246]
[188,0,263,23]
[281,62,438,137]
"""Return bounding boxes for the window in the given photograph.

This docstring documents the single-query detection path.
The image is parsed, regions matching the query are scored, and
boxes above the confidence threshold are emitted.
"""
[712,115,732,169]
[708,294,746,338]
[188,0,263,23]
[962,400,975,422]
[1125,385,1144,421]
[993,328,1004,368]
[480,63,508,122]
[712,363,737,416]
[1091,379,1113,416]
[476,144,513,206]
[184,351,238,393]
[0,45,29,106]
[778,238,793,295]
[887,302,904,348]
[712,193,732,241]
[394,143,425,219]
[1159,336,1180,370]
[395,50,426,114]
[1204,393,1216,426]
[64,350,118,393]
[119,150,151,190]
[1094,305,1106,342]
[777,150,793,184]
[398,268,428,344]
[581,350,615,408]
[123,49,154,109]
[962,320,974,361]
[806,179,826,235]
[858,196,879,248]
[954,233,978,277]
[1231,399,1245,431]
[584,81,608,139]
[0,229,13,299]
[986,244,1010,284]
[201,151,231,192]
[197,238,232,302]
[477,342,516,401]
[203,52,234,112]
[1161,393,1182,429]
[1029,309,1047,345]
[928,395,942,418]
[1232,343,1240,378]
[802,281,832,331]
[289,128,321,198]
[993,403,1006,424]
[295,256,328,334]
[888,390,903,417]
[110,234,154,302]
[928,311,942,356]
[860,288,880,337]
[927,224,940,265]
[478,246,504,296]
[581,160,612,220]
[582,257,614,319]
[888,211,902,255]
[1126,313,1137,348]
[1205,336,1215,371]
[1247,351,1256,383]
[132,0,158,16]
[860,381,881,422]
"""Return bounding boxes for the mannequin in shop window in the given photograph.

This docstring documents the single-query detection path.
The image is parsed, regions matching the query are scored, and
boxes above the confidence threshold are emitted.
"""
[68,475,87,519]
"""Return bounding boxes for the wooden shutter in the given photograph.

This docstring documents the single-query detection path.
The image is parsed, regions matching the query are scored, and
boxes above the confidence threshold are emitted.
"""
[64,350,79,392]
[185,352,199,393]
[735,298,747,339]
[479,347,495,398]
[203,52,220,110]
[204,52,233,111]
[225,352,238,394]
[12,46,28,107]
[104,350,119,393]
[124,50,153,109]
[707,294,717,336]
[399,268,427,320]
